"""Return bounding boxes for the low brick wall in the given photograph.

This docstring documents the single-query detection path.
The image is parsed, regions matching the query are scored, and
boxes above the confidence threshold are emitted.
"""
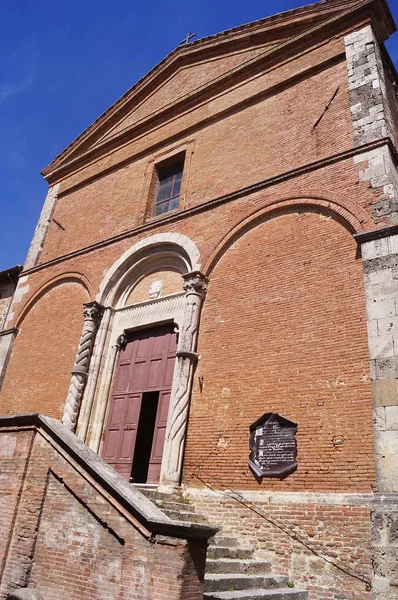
[186,487,373,600]
[0,415,215,600]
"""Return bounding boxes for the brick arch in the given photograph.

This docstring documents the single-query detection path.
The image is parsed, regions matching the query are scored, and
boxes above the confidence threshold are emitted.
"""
[202,194,371,275]
[15,272,92,328]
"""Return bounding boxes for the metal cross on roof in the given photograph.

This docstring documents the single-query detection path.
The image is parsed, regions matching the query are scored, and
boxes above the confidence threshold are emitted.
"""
[180,32,196,46]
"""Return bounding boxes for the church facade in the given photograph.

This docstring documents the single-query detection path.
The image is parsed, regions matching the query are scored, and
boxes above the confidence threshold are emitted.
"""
[1,0,398,598]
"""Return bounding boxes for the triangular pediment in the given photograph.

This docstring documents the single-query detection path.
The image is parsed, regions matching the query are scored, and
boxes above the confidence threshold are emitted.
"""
[95,44,277,147]
[42,0,395,181]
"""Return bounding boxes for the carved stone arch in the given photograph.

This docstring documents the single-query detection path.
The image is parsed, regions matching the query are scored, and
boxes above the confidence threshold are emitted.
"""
[96,233,201,307]
[113,250,189,309]
[202,195,371,276]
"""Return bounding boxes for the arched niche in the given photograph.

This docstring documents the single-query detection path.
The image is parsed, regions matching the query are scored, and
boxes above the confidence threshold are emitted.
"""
[0,279,90,419]
[96,233,201,308]
[112,249,187,309]
[123,267,184,307]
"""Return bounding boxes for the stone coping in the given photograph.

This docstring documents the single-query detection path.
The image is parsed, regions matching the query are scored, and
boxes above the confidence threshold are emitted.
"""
[184,486,377,506]
[0,413,218,541]
[354,223,398,245]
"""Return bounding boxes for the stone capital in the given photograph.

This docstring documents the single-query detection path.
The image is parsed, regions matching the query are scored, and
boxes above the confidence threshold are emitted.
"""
[182,271,208,297]
[83,301,105,322]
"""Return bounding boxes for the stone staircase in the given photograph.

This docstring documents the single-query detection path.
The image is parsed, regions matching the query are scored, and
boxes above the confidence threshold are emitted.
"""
[140,489,308,600]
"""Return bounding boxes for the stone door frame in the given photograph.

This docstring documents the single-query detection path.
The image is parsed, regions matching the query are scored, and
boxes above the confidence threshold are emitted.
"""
[74,233,206,490]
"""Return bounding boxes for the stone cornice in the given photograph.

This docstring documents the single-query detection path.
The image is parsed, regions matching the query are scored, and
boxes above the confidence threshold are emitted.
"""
[354,223,398,244]
[42,0,395,184]
[22,137,395,278]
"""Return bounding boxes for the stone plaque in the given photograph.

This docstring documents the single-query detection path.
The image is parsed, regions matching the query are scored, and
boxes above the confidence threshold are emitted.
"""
[249,413,297,478]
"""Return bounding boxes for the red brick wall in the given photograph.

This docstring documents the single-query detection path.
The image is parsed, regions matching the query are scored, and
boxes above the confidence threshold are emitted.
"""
[0,430,34,585]
[39,39,351,263]
[0,281,90,418]
[184,210,374,492]
[1,153,377,427]
[0,426,207,600]
[190,490,372,600]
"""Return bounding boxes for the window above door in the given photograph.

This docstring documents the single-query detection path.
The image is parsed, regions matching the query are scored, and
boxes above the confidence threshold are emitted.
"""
[154,158,184,216]
[152,152,185,217]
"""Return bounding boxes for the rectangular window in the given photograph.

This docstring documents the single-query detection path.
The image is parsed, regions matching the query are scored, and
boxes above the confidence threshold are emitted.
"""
[153,156,184,216]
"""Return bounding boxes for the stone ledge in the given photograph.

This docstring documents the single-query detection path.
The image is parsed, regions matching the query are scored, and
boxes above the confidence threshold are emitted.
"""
[0,327,18,338]
[0,413,219,541]
[184,486,375,506]
[355,223,398,245]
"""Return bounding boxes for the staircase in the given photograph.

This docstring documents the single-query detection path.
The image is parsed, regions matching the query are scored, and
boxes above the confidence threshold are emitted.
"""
[140,489,308,600]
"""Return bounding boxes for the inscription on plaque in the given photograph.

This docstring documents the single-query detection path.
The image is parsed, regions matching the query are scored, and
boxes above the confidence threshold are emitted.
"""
[249,413,297,478]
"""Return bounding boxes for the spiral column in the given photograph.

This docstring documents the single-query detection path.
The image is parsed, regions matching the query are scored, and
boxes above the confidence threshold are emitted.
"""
[161,271,208,488]
[62,301,104,431]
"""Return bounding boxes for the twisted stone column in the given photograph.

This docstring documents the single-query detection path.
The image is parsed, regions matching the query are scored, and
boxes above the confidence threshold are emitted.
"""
[62,301,104,431]
[161,271,208,487]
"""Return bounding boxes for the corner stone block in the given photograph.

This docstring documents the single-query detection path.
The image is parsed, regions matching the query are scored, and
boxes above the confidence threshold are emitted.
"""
[385,405,398,430]
[365,269,393,286]
[368,333,394,359]
[372,379,398,406]
[362,238,390,261]
[374,430,398,457]
[368,319,378,337]
[372,546,398,577]
[377,316,398,335]
[371,281,398,302]
[373,406,386,430]
[367,299,396,321]
[375,357,398,380]
[389,235,398,255]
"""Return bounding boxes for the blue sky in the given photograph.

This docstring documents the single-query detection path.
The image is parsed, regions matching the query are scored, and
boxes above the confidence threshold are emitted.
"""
[1,0,398,271]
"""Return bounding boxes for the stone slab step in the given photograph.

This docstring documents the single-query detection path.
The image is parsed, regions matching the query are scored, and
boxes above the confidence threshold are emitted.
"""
[204,574,289,592]
[203,589,308,600]
[209,536,240,547]
[162,508,208,523]
[155,500,196,513]
[139,490,172,501]
[206,560,272,575]
[207,547,254,560]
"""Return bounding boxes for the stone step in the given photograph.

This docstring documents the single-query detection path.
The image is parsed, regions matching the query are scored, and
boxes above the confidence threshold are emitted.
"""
[203,589,308,600]
[204,574,289,593]
[139,489,173,501]
[141,489,190,503]
[155,500,196,513]
[209,536,240,547]
[207,547,254,560]
[206,559,272,575]
[162,508,208,523]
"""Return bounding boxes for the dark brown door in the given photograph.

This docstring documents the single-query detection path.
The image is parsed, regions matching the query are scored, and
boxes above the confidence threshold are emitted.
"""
[102,324,177,483]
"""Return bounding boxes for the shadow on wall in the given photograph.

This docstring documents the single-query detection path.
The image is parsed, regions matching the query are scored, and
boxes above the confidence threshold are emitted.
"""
[7,590,43,600]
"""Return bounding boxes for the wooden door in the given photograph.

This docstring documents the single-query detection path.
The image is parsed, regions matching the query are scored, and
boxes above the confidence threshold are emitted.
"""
[147,390,171,483]
[102,324,177,483]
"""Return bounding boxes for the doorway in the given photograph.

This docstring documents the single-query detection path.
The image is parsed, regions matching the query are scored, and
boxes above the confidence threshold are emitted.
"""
[101,323,177,484]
